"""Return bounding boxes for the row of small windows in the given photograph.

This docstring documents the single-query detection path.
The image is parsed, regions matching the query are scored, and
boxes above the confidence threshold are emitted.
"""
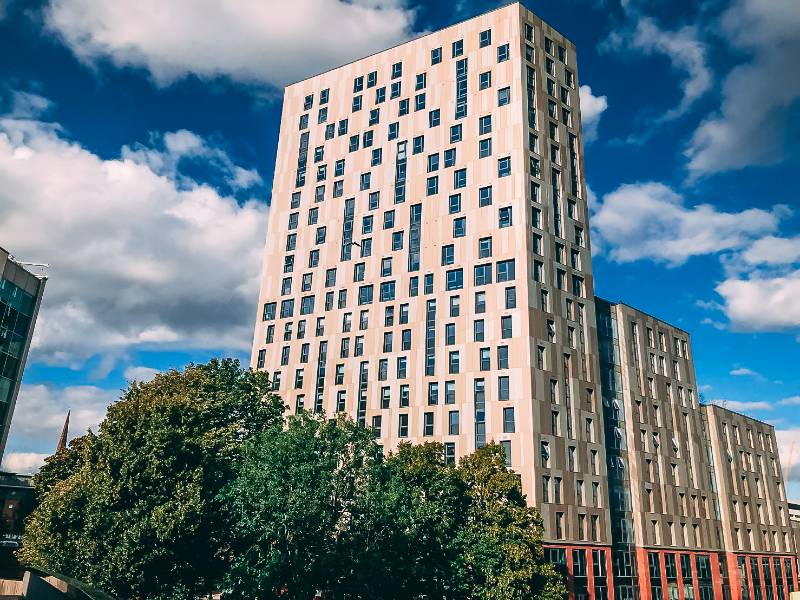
[300,22,571,113]
[299,85,512,132]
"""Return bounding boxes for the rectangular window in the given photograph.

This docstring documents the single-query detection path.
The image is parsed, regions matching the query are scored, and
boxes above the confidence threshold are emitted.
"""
[498,87,510,106]
[444,148,456,167]
[450,124,463,143]
[496,259,515,282]
[454,168,467,188]
[446,268,463,291]
[426,176,439,196]
[474,263,492,286]
[449,351,460,374]
[498,156,511,176]
[479,71,491,90]
[503,407,515,433]
[497,43,510,62]
[479,138,492,158]
[442,244,455,265]
[449,411,460,435]
[431,47,442,64]
[499,206,512,227]
[478,236,492,258]
[452,39,463,57]
[479,29,491,47]
[498,375,510,400]
[424,412,434,436]
[501,315,512,338]
[453,217,466,237]
[398,414,408,437]
[474,319,485,342]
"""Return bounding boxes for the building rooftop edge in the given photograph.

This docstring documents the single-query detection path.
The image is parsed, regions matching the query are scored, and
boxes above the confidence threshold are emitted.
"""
[1,244,49,281]
[594,295,690,335]
[702,401,776,429]
[285,1,572,88]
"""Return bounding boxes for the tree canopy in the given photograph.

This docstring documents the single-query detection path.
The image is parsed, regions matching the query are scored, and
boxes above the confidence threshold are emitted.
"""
[22,359,564,599]
[20,358,284,600]
[223,413,565,600]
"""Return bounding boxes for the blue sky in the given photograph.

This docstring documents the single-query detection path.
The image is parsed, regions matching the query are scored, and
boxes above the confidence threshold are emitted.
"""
[0,0,798,494]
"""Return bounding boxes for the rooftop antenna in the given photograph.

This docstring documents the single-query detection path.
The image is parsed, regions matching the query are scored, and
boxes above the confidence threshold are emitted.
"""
[7,255,49,278]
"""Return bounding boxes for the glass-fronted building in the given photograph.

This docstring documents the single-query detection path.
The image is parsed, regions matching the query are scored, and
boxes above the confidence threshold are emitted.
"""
[0,246,46,461]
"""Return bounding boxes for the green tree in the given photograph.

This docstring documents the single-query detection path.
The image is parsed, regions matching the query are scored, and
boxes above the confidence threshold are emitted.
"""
[224,415,564,600]
[343,442,467,599]
[222,412,378,600]
[454,444,566,600]
[33,432,98,496]
[20,359,284,600]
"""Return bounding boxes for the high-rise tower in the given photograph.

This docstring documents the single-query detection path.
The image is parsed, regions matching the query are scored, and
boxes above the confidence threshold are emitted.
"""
[251,3,799,598]
[252,1,612,591]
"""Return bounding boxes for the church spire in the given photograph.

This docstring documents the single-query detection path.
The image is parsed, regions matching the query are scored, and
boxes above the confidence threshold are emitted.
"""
[56,410,70,453]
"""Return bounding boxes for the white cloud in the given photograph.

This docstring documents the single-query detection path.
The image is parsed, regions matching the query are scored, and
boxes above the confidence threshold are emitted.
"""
[685,0,800,175]
[701,317,726,331]
[0,108,269,370]
[2,452,48,474]
[742,235,800,266]
[44,0,419,88]
[603,16,711,121]
[776,429,800,489]
[730,367,762,378]
[590,181,786,265]
[779,396,800,406]
[710,398,773,412]
[121,129,262,192]
[578,85,608,143]
[123,365,160,383]
[716,269,800,331]
[5,90,54,119]
[4,384,116,457]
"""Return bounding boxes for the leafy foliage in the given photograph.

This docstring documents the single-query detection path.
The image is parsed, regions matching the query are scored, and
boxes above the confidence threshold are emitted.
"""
[20,359,284,600]
[224,416,564,600]
[23,362,563,599]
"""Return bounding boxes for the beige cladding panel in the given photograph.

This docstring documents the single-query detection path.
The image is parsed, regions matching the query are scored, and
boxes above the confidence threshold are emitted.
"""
[705,403,796,555]
[252,3,611,546]
[612,302,725,551]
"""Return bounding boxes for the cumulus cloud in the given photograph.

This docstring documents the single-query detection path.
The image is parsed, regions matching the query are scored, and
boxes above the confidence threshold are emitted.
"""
[2,452,49,474]
[776,429,800,489]
[0,106,269,370]
[121,129,262,192]
[741,235,800,266]
[710,398,773,413]
[578,85,608,143]
[123,365,160,383]
[44,0,419,88]
[716,269,800,331]
[730,367,763,378]
[685,0,800,175]
[590,181,786,265]
[603,16,711,122]
[4,90,54,119]
[4,384,116,457]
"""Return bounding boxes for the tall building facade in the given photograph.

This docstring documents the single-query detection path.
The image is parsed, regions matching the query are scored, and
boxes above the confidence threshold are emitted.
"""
[251,3,798,598]
[594,300,799,599]
[0,247,46,461]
